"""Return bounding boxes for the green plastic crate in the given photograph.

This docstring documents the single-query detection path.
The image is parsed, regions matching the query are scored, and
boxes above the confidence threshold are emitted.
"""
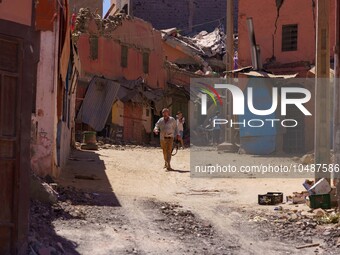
[309,194,331,209]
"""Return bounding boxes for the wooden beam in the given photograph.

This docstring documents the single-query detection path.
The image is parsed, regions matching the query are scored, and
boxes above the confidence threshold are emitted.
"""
[333,0,340,209]
[104,3,116,19]
[315,0,331,181]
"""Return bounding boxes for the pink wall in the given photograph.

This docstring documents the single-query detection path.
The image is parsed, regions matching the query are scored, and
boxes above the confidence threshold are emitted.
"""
[77,18,167,89]
[31,30,59,177]
[0,0,32,26]
[238,0,336,69]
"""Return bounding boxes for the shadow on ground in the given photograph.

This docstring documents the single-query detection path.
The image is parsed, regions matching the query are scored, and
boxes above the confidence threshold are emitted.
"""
[167,169,190,173]
[57,149,121,207]
[29,149,122,254]
[29,199,81,255]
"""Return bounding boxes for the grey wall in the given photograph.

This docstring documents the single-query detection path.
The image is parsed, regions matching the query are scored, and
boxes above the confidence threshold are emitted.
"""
[130,0,238,34]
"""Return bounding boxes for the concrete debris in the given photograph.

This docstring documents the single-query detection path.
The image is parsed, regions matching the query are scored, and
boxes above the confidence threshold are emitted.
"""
[249,207,340,250]
[313,208,326,217]
[286,191,309,204]
[161,26,228,73]
[154,201,238,252]
[191,28,226,57]
[30,174,58,204]
[323,230,332,236]
[72,8,130,41]
[301,153,314,165]
[28,186,113,254]
[92,138,163,151]
[162,27,226,58]
[299,151,335,165]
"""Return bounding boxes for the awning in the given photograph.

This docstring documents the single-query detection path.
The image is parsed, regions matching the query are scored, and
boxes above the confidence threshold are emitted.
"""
[77,77,120,131]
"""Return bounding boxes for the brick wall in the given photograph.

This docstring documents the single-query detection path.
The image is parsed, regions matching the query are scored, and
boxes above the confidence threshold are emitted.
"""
[130,0,238,34]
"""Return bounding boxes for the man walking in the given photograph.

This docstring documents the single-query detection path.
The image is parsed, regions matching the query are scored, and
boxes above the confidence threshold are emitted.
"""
[154,108,179,171]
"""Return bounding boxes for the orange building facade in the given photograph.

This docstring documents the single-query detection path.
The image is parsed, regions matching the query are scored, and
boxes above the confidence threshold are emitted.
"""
[76,17,167,89]
[238,0,336,75]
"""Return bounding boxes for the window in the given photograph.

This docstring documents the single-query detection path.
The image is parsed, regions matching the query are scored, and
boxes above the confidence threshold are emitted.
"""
[282,24,298,51]
[89,36,98,60]
[142,52,149,74]
[121,45,128,67]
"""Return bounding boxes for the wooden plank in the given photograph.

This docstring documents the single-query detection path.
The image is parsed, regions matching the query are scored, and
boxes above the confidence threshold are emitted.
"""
[315,0,331,181]
[296,243,320,249]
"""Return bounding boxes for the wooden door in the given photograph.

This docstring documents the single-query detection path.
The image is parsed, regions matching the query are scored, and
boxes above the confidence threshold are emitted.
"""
[0,34,23,255]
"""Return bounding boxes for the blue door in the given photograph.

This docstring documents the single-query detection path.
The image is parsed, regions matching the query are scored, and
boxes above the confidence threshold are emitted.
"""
[239,79,277,155]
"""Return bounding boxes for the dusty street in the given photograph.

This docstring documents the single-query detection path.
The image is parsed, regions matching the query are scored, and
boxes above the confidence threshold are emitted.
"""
[25,146,333,255]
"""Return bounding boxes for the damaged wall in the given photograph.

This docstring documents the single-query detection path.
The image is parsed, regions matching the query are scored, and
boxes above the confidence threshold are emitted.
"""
[75,15,167,89]
[238,0,335,72]
[163,41,197,65]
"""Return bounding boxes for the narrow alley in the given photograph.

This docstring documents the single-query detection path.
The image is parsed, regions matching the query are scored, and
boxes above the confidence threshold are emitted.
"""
[1,0,340,254]
[29,146,339,254]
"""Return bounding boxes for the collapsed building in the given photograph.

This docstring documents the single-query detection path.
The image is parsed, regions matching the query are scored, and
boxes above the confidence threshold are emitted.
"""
[72,8,227,145]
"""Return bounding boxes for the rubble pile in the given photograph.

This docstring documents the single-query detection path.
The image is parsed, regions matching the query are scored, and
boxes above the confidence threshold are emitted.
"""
[162,27,226,58]
[75,139,162,152]
[72,8,130,41]
[55,186,96,205]
[101,13,130,36]
[28,199,79,255]
[250,208,340,250]
[158,202,214,238]
[296,151,335,165]
[72,8,92,35]
[185,28,226,57]
[28,183,106,255]
[94,138,159,150]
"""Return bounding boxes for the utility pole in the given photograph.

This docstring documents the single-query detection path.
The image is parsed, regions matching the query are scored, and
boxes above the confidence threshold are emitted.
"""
[333,0,340,208]
[315,0,331,181]
[188,0,194,33]
[225,0,234,143]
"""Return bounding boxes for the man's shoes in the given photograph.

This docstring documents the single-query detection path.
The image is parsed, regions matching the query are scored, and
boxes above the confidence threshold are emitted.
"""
[164,161,169,169]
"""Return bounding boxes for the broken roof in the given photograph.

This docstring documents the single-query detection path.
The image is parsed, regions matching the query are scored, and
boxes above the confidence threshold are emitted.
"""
[227,66,298,79]
[162,27,226,58]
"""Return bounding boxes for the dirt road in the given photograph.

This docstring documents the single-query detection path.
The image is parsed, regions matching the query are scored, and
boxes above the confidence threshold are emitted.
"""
[41,146,333,255]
